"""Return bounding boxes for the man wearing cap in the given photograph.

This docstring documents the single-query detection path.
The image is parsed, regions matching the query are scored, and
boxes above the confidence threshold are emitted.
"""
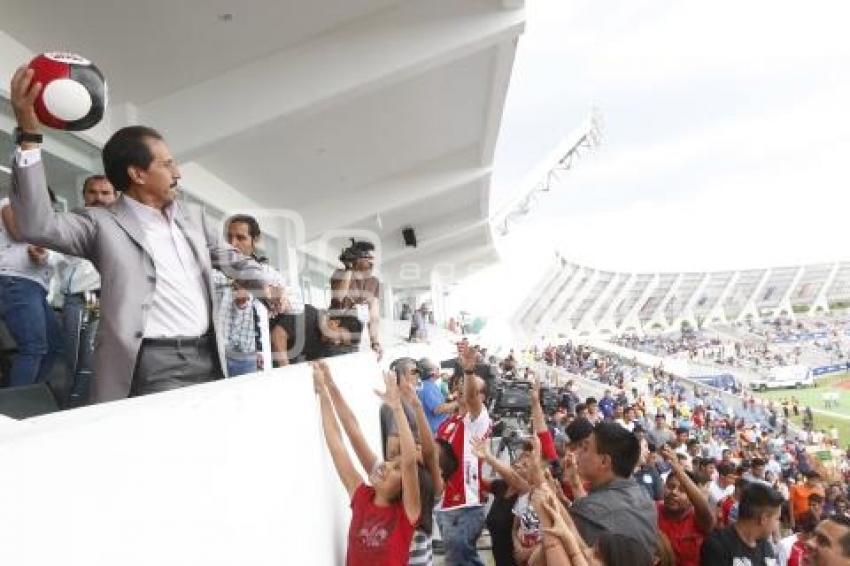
[416,357,455,435]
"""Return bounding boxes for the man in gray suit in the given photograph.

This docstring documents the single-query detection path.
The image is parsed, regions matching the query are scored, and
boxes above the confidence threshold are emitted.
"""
[8,66,284,404]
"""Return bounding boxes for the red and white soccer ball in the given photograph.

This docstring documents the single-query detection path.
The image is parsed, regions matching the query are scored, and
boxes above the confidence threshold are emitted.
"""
[28,52,107,131]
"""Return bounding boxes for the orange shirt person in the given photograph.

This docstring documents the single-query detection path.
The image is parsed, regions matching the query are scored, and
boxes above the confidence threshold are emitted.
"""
[790,471,825,526]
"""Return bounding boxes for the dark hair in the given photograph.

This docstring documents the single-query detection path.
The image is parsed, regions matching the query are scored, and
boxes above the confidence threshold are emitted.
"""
[809,493,824,504]
[826,515,850,557]
[227,214,261,239]
[751,458,766,468]
[351,240,375,254]
[575,403,587,414]
[596,533,653,566]
[102,125,163,191]
[326,310,363,335]
[738,483,783,520]
[687,470,710,487]
[565,417,594,444]
[593,422,640,478]
[717,462,735,476]
[585,397,597,405]
[81,174,110,194]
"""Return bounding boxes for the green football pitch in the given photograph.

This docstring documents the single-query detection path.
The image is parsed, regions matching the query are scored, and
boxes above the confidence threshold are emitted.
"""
[755,373,850,446]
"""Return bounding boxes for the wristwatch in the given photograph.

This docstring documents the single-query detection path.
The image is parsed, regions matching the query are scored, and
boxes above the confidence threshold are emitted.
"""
[14,127,43,145]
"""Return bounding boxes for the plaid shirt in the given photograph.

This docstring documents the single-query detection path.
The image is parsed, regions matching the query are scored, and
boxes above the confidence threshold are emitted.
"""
[213,270,261,355]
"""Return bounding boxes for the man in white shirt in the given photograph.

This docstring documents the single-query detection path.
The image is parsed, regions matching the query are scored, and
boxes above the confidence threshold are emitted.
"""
[8,67,284,402]
[58,175,115,406]
[708,462,737,509]
[0,193,63,388]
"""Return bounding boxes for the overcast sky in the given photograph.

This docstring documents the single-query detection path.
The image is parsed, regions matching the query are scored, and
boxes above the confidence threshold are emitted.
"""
[454,0,850,318]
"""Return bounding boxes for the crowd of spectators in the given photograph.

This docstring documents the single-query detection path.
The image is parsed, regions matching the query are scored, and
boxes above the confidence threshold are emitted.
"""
[312,334,850,564]
[609,316,850,377]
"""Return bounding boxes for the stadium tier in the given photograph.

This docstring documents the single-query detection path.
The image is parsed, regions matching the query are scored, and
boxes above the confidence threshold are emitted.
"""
[515,253,850,337]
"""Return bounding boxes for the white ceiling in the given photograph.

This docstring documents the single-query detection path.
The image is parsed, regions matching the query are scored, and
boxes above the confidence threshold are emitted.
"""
[0,0,402,104]
[0,0,525,289]
[196,48,493,215]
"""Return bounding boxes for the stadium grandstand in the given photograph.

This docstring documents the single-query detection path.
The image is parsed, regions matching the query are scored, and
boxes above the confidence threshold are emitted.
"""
[514,252,850,338]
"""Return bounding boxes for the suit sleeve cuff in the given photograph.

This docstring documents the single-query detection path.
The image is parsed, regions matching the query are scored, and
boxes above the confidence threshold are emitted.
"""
[14,147,42,168]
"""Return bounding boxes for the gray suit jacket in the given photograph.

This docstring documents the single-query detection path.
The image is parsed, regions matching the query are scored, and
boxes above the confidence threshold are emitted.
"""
[11,157,273,403]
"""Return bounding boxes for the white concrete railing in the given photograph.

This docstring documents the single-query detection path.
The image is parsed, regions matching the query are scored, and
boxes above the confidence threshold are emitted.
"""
[0,353,386,566]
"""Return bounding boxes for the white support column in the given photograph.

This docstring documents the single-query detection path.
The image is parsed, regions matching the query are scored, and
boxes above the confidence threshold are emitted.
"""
[620,275,659,333]
[649,273,684,331]
[675,272,712,330]
[524,265,570,331]
[550,269,598,333]
[596,273,635,332]
[581,275,621,333]
[812,262,841,314]
[535,265,584,332]
[737,269,772,323]
[706,271,740,324]
[777,266,806,320]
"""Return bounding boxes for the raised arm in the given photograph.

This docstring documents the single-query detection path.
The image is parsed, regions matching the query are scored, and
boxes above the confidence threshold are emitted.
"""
[460,343,484,418]
[313,363,362,497]
[471,436,530,493]
[530,376,546,435]
[400,373,444,496]
[532,488,580,566]
[322,361,379,477]
[8,67,96,258]
[376,372,420,525]
[661,445,715,533]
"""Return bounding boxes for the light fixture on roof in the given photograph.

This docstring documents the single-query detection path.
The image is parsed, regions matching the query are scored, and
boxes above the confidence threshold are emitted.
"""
[494,107,603,238]
[0,165,11,175]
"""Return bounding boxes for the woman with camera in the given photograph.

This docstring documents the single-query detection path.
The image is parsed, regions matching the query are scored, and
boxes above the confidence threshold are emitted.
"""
[330,239,382,359]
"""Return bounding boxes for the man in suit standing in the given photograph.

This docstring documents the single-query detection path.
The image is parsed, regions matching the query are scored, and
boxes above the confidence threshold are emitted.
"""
[8,66,284,404]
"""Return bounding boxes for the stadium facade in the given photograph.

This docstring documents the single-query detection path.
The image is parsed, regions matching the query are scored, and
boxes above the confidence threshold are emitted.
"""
[514,252,850,337]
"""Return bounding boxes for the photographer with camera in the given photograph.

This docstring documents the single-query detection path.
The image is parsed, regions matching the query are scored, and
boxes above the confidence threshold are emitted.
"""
[330,239,382,360]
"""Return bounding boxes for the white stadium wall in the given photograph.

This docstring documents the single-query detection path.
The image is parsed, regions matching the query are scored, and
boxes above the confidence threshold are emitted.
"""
[0,354,384,566]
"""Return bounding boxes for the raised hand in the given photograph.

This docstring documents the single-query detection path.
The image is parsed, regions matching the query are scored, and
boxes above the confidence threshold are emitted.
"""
[9,66,41,133]
[470,436,490,460]
[459,341,477,371]
[311,362,326,395]
[530,374,540,402]
[399,370,418,404]
[375,371,401,407]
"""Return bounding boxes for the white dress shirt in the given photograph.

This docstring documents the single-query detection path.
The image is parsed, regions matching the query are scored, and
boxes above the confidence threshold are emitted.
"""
[57,256,101,295]
[0,197,55,290]
[123,196,210,338]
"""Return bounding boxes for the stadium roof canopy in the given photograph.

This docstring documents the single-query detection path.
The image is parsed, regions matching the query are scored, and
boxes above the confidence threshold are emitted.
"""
[0,0,526,290]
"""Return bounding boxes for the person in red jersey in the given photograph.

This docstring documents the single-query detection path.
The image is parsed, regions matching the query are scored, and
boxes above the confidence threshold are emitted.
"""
[656,445,715,566]
[435,341,491,565]
[313,361,420,566]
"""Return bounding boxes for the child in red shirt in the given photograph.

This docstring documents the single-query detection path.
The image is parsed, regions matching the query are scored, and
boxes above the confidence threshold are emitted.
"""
[313,362,420,566]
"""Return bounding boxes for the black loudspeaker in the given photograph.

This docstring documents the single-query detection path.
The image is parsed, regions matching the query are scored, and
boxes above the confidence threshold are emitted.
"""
[402,226,417,248]
[0,383,60,420]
